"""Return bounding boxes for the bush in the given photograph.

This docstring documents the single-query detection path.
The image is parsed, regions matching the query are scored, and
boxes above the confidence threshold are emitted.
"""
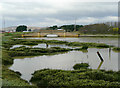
[73,63,89,70]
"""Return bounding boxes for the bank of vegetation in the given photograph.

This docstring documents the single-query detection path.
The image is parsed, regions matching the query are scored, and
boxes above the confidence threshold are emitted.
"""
[8,46,71,57]
[2,35,35,87]
[3,38,113,50]
[30,63,120,87]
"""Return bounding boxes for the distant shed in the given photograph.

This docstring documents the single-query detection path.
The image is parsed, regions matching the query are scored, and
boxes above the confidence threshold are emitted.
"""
[46,34,58,37]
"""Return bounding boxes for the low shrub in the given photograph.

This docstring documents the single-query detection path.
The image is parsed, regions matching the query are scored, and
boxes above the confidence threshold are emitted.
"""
[73,63,89,70]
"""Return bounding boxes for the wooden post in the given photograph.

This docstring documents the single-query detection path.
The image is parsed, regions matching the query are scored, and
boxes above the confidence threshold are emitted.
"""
[38,32,40,37]
[97,61,103,70]
[64,32,66,37]
[97,51,104,62]
[22,34,24,37]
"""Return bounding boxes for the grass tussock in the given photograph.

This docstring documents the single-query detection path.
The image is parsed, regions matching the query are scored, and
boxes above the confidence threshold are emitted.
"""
[73,63,89,69]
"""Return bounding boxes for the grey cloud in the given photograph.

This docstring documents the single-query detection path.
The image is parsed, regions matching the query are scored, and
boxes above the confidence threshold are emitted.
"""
[0,1,118,28]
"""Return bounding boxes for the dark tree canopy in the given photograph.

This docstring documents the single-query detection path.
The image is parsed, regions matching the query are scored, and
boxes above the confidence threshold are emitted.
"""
[16,25,27,32]
[48,25,83,32]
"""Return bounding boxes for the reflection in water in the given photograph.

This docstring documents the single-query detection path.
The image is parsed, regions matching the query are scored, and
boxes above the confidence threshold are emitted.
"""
[118,53,120,71]
[87,55,88,59]
[109,48,111,60]
[97,61,104,70]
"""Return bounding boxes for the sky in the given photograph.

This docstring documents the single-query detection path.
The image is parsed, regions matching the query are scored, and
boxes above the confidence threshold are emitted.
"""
[0,0,119,28]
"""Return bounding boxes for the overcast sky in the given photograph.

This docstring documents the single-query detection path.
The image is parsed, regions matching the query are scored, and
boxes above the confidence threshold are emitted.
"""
[0,0,119,28]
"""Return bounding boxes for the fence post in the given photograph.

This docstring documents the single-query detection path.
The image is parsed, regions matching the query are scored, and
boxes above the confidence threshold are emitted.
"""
[97,51,104,62]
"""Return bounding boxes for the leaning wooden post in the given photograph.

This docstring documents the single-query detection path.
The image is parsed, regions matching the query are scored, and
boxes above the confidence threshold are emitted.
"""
[97,61,103,70]
[97,51,104,62]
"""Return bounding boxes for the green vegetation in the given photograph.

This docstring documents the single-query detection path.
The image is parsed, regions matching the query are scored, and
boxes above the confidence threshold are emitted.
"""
[2,50,13,65]
[66,42,110,48]
[4,32,33,37]
[2,33,120,87]
[2,35,35,87]
[47,23,118,34]
[2,50,34,87]
[112,47,120,52]
[2,66,32,87]
[16,25,27,32]
[8,46,71,57]
[3,38,112,50]
[79,23,115,34]
[30,69,120,87]
[73,63,89,69]
[48,24,83,32]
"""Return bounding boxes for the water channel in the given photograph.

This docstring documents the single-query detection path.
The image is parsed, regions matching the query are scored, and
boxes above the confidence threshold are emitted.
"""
[9,37,119,82]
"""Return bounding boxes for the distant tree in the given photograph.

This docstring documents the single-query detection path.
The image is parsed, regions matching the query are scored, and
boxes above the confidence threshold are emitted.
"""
[49,25,58,30]
[28,29,32,32]
[16,25,27,32]
[48,25,83,32]
[52,25,58,30]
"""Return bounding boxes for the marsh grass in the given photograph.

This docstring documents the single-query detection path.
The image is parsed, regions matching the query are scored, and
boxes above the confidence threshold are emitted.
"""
[8,46,71,57]
[2,65,32,87]
[66,42,110,48]
[2,50,13,65]
[2,34,120,87]
[30,69,120,87]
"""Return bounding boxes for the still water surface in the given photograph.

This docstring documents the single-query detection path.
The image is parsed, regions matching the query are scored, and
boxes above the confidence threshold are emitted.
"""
[9,48,119,81]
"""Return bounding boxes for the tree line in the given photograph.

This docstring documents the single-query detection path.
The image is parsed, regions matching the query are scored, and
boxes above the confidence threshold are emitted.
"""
[16,23,118,34]
[47,25,83,32]
[47,24,118,34]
